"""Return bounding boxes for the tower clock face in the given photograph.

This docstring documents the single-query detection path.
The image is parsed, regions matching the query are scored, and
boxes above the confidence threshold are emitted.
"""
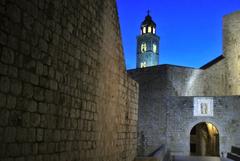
[141,43,147,53]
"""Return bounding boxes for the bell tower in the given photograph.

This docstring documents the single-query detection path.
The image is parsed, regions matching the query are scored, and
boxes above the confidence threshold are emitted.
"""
[136,11,160,68]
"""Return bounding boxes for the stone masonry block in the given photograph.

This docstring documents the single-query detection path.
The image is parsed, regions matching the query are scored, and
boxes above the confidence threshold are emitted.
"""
[0,127,3,141]
[20,40,30,56]
[23,13,34,30]
[15,157,25,161]
[16,127,28,142]
[22,83,33,98]
[6,95,16,109]
[6,143,21,157]
[28,128,35,142]
[0,110,9,126]
[4,127,16,143]
[38,102,48,114]
[30,113,40,127]
[6,3,21,23]
[26,99,37,112]
[0,62,8,75]
[0,143,6,158]
[0,30,8,46]
[33,87,44,101]
[8,66,18,78]
[10,79,22,96]
[36,128,43,142]
[1,47,15,64]
[8,35,19,51]
[38,142,47,154]
[0,92,6,107]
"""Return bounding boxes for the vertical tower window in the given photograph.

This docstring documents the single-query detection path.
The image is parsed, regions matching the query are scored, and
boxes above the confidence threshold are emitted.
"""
[148,26,152,33]
[143,27,146,34]
[153,44,157,53]
[141,43,147,53]
[153,28,156,34]
[140,62,147,68]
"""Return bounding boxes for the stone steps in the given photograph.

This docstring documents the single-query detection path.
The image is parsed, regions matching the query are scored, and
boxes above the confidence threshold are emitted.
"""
[173,156,233,161]
[135,144,170,161]
[174,156,222,161]
[221,158,234,161]
[135,157,159,161]
[227,146,240,161]
[227,153,240,161]
[232,146,240,156]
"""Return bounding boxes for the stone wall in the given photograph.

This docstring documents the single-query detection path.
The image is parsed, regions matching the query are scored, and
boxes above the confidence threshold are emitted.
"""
[128,66,168,156]
[128,10,240,157]
[0,0,138,161]
[128,65,204,97]
[223,11,240,95]
[202,59,227,96]
[197,11,240,96]
[132,93,240,156]
[128,65,205,156]
[166,96,240,156]
[169,11,240,97]
[166,66,203,96]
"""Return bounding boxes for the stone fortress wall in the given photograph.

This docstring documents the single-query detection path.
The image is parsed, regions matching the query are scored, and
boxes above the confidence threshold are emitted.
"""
[223,11,240,95]
[0,0,239,159]
[0,0,138,161]
[200,11,240,96]
[128,11,240,156]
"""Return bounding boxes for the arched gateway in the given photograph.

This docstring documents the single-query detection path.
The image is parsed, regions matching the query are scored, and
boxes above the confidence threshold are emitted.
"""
[189,122,219,156]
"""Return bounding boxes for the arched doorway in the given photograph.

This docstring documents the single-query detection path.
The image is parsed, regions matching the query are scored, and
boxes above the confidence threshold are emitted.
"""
[190,122,219,156]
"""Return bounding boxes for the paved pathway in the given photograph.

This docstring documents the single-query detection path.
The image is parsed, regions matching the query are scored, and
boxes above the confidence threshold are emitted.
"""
[173,156,233,161]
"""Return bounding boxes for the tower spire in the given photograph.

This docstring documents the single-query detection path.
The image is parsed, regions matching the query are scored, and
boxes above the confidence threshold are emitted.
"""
[147,9,150,16]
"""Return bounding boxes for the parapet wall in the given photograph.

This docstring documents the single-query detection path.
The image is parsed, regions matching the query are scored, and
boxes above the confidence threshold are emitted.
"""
[0,0,138,161]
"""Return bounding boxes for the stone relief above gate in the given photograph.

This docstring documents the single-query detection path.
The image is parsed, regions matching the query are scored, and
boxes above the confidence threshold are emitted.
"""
[194,97,214,116]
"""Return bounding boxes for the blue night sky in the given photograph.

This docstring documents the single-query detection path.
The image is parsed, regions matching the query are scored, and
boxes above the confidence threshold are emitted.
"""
[116,0,240,69]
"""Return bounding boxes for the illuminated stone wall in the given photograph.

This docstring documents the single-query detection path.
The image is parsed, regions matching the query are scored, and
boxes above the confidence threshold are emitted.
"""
[223,11,240,95]
[128,65,204,156]
[165,96,240,156]
[197,11,240,96]
[128,11,240,156]
[128,64,240,155]
[201,60,227,96]
[0,0,138,161]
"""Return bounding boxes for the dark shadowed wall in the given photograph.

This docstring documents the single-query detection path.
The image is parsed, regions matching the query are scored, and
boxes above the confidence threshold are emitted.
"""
[0,0,138,160]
